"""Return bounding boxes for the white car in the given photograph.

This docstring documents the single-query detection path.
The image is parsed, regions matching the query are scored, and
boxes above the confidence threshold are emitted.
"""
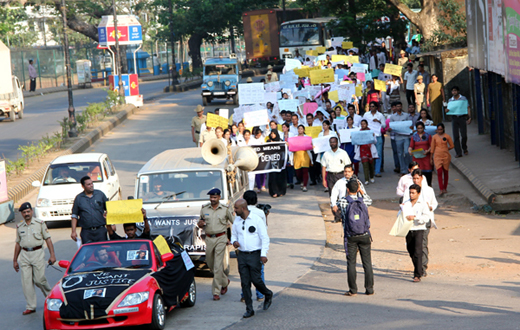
[32,153,121,222]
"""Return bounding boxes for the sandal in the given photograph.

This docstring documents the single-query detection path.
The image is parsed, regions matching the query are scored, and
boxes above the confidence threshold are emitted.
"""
[272,194,278,198]
[413,277,421,282]
[343,291,357,296]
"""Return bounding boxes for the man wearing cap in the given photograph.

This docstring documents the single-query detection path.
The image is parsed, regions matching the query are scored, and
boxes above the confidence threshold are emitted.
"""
[246,77,253,83]
[198,188,234,301]
[71,176,109,244]
[191,105,206,146]
[13,202,56,315]
[265,65,278,82]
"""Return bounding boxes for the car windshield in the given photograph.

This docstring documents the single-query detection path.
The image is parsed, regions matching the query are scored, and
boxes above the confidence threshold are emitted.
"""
[137,171,224,203]
[69,241,154,273]
[204,64,236,76]
[280,22,321,47]
[43,162,104,185]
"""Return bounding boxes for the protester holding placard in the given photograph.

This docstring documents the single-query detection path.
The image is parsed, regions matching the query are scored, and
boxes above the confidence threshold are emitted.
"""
[408,122,433,186]
[251,127,267,193]
[282,123,296,189]
[362,102,385,177]
[313,108,328,126]
[294,125,313,192]
[340,116,360,175]
[388,101,411,175]
[354,120,377,185]
[267,130,287,198]
[446,86,471,158]
[388,75,402,107]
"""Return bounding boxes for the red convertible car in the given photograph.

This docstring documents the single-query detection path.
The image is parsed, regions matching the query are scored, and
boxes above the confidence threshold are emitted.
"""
[43,239,196,329]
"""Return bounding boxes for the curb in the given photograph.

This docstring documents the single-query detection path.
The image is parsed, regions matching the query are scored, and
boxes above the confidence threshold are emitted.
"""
[451,158,497,205]
[7,104,136,204]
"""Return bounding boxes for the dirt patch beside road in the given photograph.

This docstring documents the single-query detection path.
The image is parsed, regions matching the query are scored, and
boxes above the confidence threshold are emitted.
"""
[320,200,520,282]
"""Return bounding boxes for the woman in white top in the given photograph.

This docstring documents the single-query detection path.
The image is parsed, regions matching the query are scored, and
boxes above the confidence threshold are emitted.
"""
[388,75,402,106]
[223,128,236,147]
[417,109,434,126]
[215,126,224,143]
[236,122,246,145]
[249,127,266,192]
[282,122,296,189]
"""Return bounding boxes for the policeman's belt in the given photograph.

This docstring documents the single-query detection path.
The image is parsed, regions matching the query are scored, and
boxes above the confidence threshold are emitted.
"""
[84,225,104,230]
[206,232,226,238]
[195,130,200,134]
[23,246,42,252]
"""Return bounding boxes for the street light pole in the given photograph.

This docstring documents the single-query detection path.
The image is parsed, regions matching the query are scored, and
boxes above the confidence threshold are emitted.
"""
[60,0,78,137]
[113,0,125,103]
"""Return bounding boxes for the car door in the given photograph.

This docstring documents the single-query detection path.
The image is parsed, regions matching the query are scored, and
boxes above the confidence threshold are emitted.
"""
[105,156,121,200]
[101,157,118,200]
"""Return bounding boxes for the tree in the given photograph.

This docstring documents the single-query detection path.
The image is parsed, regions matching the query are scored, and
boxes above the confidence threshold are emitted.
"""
[421,0,466,50]
[0,5,39,47]
[386,0,441,41]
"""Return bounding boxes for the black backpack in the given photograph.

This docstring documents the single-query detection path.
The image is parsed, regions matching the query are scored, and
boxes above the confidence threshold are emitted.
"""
[343,196,370,237]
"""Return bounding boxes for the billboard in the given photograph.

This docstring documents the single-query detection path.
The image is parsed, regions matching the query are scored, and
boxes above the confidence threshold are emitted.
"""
[503,0,520,84]
[97,15,142,47]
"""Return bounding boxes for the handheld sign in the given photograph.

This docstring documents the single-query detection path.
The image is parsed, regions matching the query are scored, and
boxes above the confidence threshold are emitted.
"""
[106,199,143,225]
[384,63,402,77]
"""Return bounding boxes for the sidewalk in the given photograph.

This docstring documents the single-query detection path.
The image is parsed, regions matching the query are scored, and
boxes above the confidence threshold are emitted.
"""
[444,121,520,211]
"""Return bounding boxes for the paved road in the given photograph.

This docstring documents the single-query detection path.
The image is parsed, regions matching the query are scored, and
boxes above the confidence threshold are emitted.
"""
[0,77,327,329]
[0,79,170,161]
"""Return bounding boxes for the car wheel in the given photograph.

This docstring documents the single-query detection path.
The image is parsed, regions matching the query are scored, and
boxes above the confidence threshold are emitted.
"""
[9,108,15,121]
[18,103,24,119]
[181,279,196,307]
[202,96,208,106]
[150,293,165,330]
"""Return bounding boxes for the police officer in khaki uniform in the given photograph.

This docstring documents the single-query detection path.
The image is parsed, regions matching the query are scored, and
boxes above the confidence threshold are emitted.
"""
[198,188,234,301]
[13,202,56,315]
[191,105,206,146]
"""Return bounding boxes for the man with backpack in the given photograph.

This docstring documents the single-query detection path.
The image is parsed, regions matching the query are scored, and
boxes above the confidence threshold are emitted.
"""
[339,180,374,296]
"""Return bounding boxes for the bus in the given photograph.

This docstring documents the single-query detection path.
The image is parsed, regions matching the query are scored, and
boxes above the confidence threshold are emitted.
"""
[278,17,337,59]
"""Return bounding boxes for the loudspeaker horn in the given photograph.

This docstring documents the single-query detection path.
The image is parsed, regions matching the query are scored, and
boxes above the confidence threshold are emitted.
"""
[201,139,227,165]
[231,146,259,171]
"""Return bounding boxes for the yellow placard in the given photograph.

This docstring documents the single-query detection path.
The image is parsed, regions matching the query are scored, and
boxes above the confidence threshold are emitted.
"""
[345,56,359,64]
[153,235,172,255]
[305,126,323,138]
[316,46,326,54]
[373,79,386,91]
[294,67,310,78]
[355,86,363,97]
[306,50,318,56]
[310,68,335,85]
[331,55,348,63]
[342,41,353,49]
[329,90,339,102]
[341,110,348,116]
[277,124,283,131]
[384,63,402,77]
[106,199,143,225]
[207,113,228,128]
[310,66,322,71]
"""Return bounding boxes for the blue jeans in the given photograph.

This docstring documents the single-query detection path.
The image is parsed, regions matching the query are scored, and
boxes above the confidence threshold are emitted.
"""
[391,139,400,169]
[241,264,265,299]
[375,135,383,175]
[395,138,409,174]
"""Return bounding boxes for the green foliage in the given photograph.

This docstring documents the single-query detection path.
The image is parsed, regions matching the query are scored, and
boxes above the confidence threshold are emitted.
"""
[422,0,467,50]
[0,5,39,47]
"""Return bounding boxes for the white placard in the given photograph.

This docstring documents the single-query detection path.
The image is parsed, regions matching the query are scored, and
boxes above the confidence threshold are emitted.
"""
[285,58,302,71]
[312,136,333,154]
[333,118,345,129]
[265,81,280,92]
[181,250,195,270]
[331,37,344,48]
[338,84,356,101]
[337,127,360,143]
[278,99,299,112]
[264,92,278,106]
[349,66,365,73]
[219,109,229,119]
[243,109,269,127]
[239,83,265,105]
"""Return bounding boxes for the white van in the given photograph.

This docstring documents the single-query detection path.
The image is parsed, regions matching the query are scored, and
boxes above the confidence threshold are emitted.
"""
[134,144,254,263]
[32,153,121,222]
[0,76,25,121]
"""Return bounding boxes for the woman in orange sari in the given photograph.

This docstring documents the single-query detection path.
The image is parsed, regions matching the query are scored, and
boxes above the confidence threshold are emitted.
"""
[430,123,454,196]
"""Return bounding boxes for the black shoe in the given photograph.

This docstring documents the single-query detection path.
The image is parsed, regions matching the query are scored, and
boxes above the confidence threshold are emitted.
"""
[263,292,273,310]
[394,168,400,173]
[289,184,294,189]
[243,310,255,318]
[309,181,317,186]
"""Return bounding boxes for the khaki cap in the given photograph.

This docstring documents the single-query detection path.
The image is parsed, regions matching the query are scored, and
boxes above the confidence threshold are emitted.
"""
[194,104,205,113]
[417,75,423,80]
[267,65,273,69]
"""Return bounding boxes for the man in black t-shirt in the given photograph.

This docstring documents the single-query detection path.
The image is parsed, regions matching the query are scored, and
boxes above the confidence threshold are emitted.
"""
[107,208,150,240]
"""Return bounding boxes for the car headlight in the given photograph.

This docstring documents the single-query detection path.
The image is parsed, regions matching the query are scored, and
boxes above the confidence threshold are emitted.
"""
[118,292,149,307]
[47,299,63,311]
[37,198,51,207]
[207,81,213,87]
[224,80,231,86]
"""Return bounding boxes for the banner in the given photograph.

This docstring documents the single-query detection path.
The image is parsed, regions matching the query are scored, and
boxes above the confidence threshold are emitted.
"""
[312,136,333,154]
[243,109,269,126]
[106,199,143,224]
[384,63,402,76]
[504,0,520,84]
[350,130,375,145]
[288,136,313,151]
[310,68,335,84]
[250,142,288,174]
[373,79,386,91]
[278,99,299,112]
[206,113,228,128]
[389,120,413,135]
[140,216,204,253]
[238,82,265,105]
[305,126,322,138]
[337,127,360,143]
[446,99,469,116]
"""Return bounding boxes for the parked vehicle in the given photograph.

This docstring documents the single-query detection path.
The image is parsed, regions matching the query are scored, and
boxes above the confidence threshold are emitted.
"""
[0,41,24,122]
[32,153,121,223]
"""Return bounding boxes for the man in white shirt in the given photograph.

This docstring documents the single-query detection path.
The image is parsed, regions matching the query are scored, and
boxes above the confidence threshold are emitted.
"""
[289,113,301,136]
[404,169,437,278]
[304,113,315,127]
[321,137,351,197]
[401,184,430,282]
[362,102,386,176]
[377,48,386,67]
[347,104,362,127]
[403,63,418,106]
[331,165,372,222]
[396,161,428,198]
[387,101,412,175]
[231,199,273,318]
